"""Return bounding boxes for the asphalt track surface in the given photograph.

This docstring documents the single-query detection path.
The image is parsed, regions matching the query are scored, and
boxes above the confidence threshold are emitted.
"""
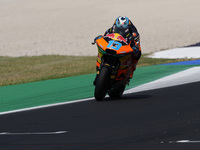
[0,81,200,150]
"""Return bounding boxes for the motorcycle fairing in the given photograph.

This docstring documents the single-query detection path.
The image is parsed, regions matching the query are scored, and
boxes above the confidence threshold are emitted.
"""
[96,33,133,81]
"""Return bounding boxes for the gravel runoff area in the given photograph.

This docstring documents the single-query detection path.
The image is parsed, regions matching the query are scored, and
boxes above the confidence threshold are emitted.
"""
[0,0,200,57]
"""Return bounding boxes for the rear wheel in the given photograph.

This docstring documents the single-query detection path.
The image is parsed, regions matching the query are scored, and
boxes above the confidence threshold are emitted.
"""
[108,85,125,99]
[94,67,110,101]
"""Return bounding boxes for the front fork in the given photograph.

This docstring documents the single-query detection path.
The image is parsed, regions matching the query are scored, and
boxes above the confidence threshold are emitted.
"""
[93,60,119,87]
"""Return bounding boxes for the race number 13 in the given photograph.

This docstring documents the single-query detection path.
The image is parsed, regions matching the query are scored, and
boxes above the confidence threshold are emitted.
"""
[107,40,122,50]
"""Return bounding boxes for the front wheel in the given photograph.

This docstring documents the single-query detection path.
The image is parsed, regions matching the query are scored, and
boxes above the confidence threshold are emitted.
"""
[94,67,110,101]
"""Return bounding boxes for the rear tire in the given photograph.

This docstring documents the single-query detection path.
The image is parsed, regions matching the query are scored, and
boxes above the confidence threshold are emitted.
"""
[108,85,125,99]
[94,67,110,101]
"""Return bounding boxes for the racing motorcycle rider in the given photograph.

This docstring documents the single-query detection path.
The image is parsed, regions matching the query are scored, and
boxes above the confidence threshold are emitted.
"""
[94,16,142,80]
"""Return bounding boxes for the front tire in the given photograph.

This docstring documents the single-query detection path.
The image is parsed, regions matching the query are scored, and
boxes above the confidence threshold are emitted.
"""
[94,67,110,101]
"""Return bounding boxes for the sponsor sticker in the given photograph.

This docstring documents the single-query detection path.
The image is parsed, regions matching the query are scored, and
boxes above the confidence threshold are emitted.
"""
[104,33,128,45]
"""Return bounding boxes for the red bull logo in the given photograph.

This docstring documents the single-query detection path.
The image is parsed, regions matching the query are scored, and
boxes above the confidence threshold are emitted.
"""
[105,33,128,45]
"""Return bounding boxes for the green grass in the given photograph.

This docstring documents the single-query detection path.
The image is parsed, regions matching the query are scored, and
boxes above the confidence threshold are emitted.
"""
[0,55,196,87]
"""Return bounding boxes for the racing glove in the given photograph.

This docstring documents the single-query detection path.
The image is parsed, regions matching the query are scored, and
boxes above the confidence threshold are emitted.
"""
[132,46,139,54]
[132,46,141,60]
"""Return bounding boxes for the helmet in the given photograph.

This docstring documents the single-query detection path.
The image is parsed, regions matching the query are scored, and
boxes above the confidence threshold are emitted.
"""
[114,16,129,29]
[113,16,130,35]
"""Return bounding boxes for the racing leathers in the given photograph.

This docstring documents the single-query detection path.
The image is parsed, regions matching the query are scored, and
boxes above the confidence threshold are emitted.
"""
[104,20,142,78]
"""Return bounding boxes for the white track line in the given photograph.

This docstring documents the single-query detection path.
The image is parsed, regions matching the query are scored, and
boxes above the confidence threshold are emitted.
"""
[0,97,94,116]
[169,140,200,143]
[0,131,67,135]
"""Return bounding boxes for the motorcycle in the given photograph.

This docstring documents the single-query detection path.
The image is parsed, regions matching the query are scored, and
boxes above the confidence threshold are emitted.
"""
[92,31,134,101]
